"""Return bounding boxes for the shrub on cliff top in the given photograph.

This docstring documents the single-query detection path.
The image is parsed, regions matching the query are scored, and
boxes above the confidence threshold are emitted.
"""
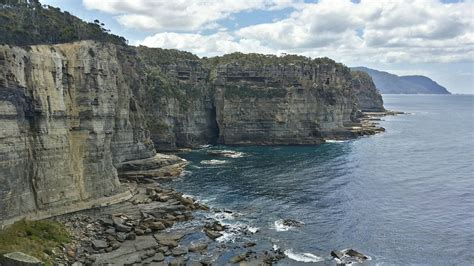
[0,0,127,46]
[0,219,70,265]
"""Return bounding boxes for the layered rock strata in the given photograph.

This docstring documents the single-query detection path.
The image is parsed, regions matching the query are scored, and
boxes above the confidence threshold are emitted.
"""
[0,41,386,224]
[0,41,156,224]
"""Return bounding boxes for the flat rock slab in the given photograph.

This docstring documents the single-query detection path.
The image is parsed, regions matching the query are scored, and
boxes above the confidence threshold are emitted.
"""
[91,235,158,264]
[1,252,43,266]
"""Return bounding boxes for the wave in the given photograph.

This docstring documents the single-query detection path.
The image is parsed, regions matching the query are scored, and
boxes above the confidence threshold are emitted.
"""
[247,226,259,234]
[273,219,304,231]
[325,139,347,143]
[199,144,213,149]
[200,159,227,165]
[179,170,192,177]
[284,249,324,263]
[208,150,247,158]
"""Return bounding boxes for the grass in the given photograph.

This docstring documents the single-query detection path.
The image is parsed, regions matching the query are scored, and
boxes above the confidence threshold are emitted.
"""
[0,219,70,265]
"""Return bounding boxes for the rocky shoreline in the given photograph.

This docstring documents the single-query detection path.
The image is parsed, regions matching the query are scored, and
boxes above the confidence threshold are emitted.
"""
[51,182,286,265]
[41,110,395,265]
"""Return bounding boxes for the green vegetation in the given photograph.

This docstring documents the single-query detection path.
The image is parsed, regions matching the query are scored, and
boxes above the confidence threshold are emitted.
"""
[351,70,372,83]
[137,46,199,66]
[145,68,203,110]
[203,52,340,68]
[0,0,127,46]
[0,219,70,265]
[224,84,287,99]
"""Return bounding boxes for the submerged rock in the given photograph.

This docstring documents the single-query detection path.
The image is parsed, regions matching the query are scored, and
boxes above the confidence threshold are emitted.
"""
[281,219,304,227]
[331,248,370,264]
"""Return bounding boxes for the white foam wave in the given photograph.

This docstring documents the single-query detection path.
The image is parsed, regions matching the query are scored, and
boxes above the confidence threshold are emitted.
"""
[284,249,324,263]
[274,220,291,231]
[200,144,212,149]
[325,139,347,143]
[221,150,246,158]
[209,150,247,158]
[273,219,304,231]
[200,159,227,165]
[179,170,192,177]
[247,226,259,234]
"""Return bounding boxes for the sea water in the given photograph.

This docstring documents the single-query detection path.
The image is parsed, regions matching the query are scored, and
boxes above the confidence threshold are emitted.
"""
[165,95,474,265]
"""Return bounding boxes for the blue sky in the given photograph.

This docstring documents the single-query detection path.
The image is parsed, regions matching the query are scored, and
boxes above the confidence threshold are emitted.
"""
[42,0,473,94]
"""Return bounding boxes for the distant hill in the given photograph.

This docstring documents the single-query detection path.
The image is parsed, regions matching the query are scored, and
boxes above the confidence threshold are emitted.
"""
[351,67,450,94]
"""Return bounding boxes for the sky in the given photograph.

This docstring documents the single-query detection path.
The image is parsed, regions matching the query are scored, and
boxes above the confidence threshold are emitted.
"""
[42,0,474,94]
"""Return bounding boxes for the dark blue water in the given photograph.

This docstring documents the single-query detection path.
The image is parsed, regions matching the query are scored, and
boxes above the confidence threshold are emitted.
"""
[168,95,474,265]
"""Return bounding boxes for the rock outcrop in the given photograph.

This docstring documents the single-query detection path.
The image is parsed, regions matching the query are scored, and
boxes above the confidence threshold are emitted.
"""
[213,56,360,144]
[351,70,384,112]
[0,41,155,224]
[137,47,218,151]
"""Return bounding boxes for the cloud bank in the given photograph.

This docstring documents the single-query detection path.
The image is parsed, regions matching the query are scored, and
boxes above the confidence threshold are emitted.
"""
[84,0,474,65]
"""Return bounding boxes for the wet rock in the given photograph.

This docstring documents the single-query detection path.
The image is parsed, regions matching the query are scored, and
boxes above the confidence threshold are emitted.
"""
[331,248,370,264]
[331,250,344,259]
[154,232,185,248]
[172,246,188,257]
[282,219,304,227]
[229,253,248,264]
[188,242,208,253]
[180,197,194,206]
[91,240,108,250]
[1,252,43,266]
[204,229,222,240]
[244,242,257,248]
[169,256,186,266]
[346,249,369,260]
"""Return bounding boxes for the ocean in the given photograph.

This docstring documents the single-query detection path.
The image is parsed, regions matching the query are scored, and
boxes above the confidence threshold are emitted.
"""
[165,95,474,265]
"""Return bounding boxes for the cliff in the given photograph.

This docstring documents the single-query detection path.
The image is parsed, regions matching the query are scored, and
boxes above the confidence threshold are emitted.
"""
[211,54,360,144]
[352,66,451,94]
[0,41,156,223]
[137,46,218,151]
[351,71,384,112]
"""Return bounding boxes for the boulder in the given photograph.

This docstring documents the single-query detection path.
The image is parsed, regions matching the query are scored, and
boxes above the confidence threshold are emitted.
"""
[172,246,188,257]
[92,240,109,250]
[204,229,223,240]
[1,252,43,266]
[188,242,208,253]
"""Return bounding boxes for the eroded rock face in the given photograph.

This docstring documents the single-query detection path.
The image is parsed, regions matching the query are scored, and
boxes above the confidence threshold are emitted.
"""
[0,43,385,223]
[137,47,219,151]
[214,61,360,144]
[351,70,384,112]
[0,41,155,222]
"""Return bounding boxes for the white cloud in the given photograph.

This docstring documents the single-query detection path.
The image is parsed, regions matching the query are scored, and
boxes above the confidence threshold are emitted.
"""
[88,0,474,65]
[137,32,275,57]
[82,0,299,31]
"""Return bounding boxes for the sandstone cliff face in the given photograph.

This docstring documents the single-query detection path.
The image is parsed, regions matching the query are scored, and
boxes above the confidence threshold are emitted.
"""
[214,59,360,144]
[137,47,218,150]
[351,70,384,112]
[0,41,154,222]
[0,42,385,223]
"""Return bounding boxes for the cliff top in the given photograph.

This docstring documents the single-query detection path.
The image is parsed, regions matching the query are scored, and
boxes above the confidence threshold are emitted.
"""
[0,0,127,46]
